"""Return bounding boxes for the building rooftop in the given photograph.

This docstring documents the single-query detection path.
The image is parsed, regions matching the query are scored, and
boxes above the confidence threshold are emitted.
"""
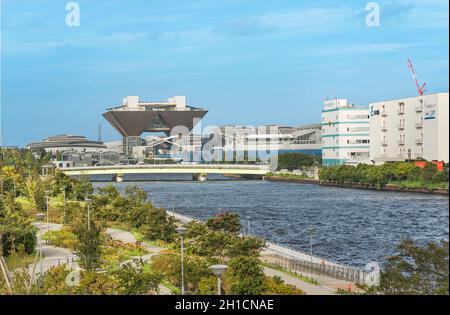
[27,134,106,150]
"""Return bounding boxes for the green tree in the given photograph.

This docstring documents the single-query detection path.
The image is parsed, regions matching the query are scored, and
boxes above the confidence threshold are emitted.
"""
[72,213,103,271]
[226,256,266,295]
[277,153,319,171]
[206,212,241,235]
[421,163,438,183]
[139,206,176,242]
[0,195,36,257]
[370,239,449,295]
[112,261,161,295]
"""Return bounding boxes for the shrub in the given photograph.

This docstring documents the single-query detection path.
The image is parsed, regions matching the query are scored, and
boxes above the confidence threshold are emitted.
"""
[42,228,78,249]
[206,212,241,235]
[264,276,305,295]
[2,228,36,256]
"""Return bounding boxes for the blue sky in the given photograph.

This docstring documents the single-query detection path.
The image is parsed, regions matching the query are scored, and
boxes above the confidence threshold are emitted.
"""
[1,0,448,146]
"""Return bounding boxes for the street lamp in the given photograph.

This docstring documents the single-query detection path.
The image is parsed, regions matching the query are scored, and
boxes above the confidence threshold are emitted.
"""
[150,193,154,206]
[85,198,92,231]
[209,264,228,295]
[309,229,314,263]
[44,189,50,229]
[62,186,67,224]
[171,196,175,213]
[176,226,188,295]
[35,213,45,276]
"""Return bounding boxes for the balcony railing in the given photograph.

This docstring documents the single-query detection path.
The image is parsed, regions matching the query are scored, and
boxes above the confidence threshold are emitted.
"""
[415,139,423,145]
[397,124,405,130]
[415,106,423,113]
[380,110,388,117]
[381,141,388,146]
[415,123,423,129]
[380,125,388,131]
[397,140,405,146]
[398,109,405,115]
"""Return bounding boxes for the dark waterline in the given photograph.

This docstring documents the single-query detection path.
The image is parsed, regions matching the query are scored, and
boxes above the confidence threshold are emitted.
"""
[92,174,449,268]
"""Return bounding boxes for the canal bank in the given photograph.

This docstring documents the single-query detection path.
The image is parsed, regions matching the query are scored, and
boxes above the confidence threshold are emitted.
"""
[93,179,448,268]
[166,210,369,289]
[263,176,449,196]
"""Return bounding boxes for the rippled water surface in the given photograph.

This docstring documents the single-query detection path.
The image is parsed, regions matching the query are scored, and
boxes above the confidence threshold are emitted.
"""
[93,175,449,267]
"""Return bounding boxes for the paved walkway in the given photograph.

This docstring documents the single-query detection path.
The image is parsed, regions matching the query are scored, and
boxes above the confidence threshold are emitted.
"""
[29,223,78,275]
[260,254,361,293]
[29,223,171,295]
[105,228,171,294]
[263,267,335,295]
[105,228,165,254]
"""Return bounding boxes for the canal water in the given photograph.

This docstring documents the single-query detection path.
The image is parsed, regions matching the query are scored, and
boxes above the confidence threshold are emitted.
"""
[92,175,449,268]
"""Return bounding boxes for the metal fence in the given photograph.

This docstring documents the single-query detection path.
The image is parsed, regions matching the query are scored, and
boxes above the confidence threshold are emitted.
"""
[267,256,367,284]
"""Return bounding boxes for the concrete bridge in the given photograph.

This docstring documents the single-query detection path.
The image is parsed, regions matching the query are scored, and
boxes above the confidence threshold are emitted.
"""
[61,164,271,182]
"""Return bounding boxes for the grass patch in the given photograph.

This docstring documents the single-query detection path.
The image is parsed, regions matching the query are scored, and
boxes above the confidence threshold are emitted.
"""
[5,251,36,271]
[389,180,449,191]
[100,237,149,271]
[15,196,85,223]
[161,280,181,295]
[42,228,78,250]
[262,262,320,286]
[336,288,356,295]
[131,229,169,249]
[266,173,314,181]
[105,221,131,231]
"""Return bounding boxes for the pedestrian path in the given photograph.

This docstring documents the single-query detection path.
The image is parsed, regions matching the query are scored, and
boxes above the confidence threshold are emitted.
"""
[29,223,78,275]
[263,266,335,295]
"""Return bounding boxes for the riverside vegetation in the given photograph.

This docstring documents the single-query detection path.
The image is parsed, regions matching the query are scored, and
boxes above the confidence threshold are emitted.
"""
[319,161,449,191]
[0,148,448,295]
[272,153,448,193]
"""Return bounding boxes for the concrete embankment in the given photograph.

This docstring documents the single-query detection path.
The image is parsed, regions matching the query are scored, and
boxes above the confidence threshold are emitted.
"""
[264,176,449,196]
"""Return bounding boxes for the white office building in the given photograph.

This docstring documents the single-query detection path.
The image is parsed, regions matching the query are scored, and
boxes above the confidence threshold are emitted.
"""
[321,99,370,166]
[369,92,449,164]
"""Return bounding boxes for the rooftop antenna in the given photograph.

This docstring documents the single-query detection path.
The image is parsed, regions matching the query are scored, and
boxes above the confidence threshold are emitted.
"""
[407,58,427,96]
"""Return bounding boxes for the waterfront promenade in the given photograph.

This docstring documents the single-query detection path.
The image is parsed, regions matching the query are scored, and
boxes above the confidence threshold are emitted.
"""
[166,210,364,292]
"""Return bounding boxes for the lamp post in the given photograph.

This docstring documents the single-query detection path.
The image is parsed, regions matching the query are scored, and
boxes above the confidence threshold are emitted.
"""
[85,198,92,231]
[309,229,314,263]
[35,213,45,276]
[62,186,67,224]
[45,190,50,229]
[171,196,175,213]
[175,227,188,295]
[209,264,228,295]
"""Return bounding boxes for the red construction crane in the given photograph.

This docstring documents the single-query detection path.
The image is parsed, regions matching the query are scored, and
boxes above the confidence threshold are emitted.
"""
[407,58,427,96]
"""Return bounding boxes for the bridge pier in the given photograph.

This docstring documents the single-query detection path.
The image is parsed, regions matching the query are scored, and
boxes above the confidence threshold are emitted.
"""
[193,173,208,182]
